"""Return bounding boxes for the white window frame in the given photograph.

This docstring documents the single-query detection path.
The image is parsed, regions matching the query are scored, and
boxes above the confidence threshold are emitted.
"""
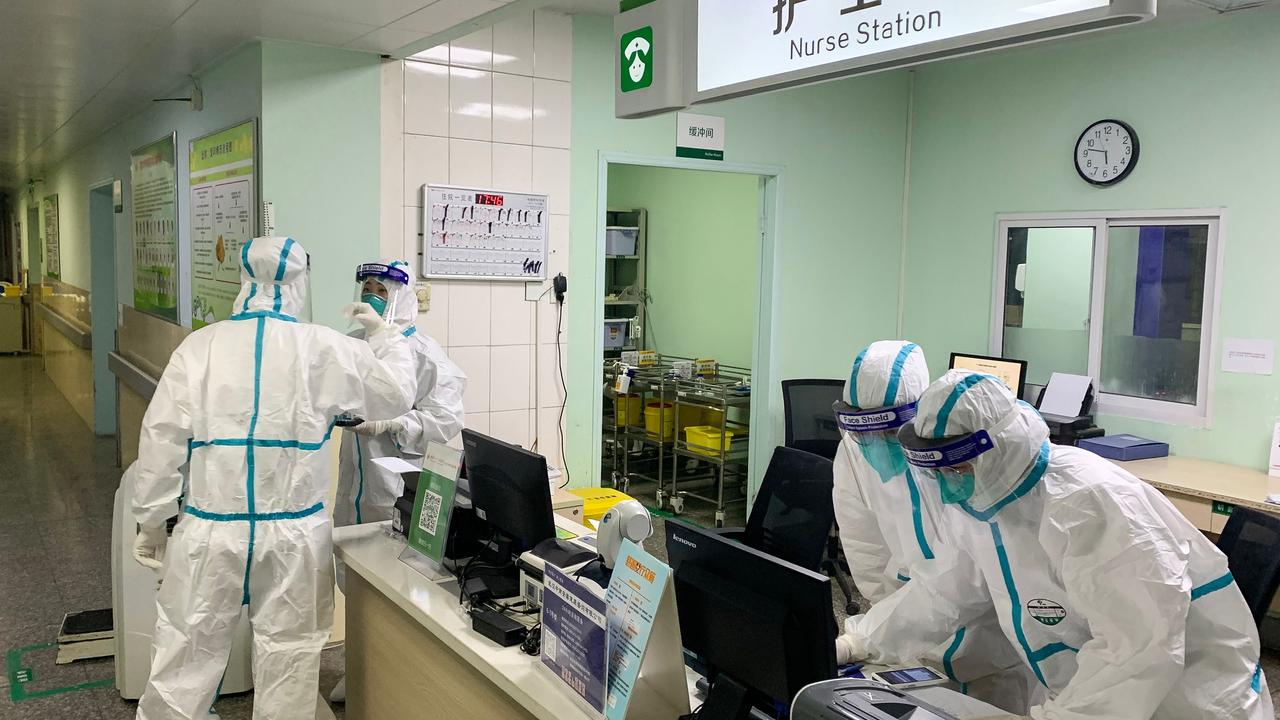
[992,209,1225,428]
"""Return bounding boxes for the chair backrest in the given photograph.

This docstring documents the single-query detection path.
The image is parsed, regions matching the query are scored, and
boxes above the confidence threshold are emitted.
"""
[742,446,836,572]
[782,379,845,461]
[1216,507,1280,629]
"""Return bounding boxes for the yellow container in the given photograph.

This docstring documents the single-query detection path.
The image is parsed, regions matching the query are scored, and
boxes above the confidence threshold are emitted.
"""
[567,488,635,523]
[644,401,675,440]
[702,407,725,428]
[676,404,703,433]
[614,394,644,427]
[1,285,19,298]
[685,425,736,457]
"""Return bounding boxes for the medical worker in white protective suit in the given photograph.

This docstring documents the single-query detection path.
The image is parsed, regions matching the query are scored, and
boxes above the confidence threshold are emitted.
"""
[130,237,416,720]
[832,341,1033,713]
[329,259,466,703]
[839,369,1272,719]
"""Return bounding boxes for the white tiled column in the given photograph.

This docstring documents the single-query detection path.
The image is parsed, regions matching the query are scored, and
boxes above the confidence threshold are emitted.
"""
[384,11,572,461]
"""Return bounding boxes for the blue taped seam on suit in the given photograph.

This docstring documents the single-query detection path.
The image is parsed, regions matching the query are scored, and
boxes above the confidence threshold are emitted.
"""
[1253,663,1262,693]
[933,374,989,438]
[241,317,266,606]
[989,522,1049,687]
[904,470,935,560]
[185,502,324,522]
[241,284,257,313]
[241,239,255,278]
[230,310,297,323]
[882,343,918,408]
[848,348,869,409]
[959,442,1050,523]
[402,326,417,338]
[354,436,365,525]
[1190,571,1234,601]
[942,626,967,681]
[273,239,294,281]
[896,572,911,583]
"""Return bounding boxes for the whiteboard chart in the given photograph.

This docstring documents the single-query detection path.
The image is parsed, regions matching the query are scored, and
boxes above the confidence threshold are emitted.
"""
[422,185,549,281]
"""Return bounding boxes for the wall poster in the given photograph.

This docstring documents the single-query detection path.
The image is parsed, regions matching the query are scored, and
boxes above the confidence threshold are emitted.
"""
[189,120,256,328]
[41,194,60,279]
[131,133,179,323]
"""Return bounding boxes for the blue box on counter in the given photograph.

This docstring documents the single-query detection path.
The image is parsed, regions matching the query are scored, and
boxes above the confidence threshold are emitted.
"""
[1078,434,1169,461]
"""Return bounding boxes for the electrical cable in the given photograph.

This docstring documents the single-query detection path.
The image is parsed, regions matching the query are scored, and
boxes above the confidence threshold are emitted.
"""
[556,298,570,488]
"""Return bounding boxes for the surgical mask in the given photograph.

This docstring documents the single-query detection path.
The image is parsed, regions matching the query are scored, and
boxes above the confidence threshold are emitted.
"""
[858,437,909,483]
[362,293,388,317]
[934,467,977,504]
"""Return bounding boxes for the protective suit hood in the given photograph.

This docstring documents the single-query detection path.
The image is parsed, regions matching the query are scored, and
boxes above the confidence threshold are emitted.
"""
[910,369,1049,517]
[844,341,929,410]
[378,258,418,331]
[232,236,309,320]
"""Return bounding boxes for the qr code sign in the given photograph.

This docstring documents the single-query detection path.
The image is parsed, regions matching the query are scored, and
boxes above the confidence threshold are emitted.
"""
[418,490,443,535]
[543,628,559,662]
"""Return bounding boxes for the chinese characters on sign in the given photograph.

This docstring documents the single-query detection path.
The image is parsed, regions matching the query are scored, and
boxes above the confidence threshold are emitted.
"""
[675,112,725,161]
[773,0,882,34]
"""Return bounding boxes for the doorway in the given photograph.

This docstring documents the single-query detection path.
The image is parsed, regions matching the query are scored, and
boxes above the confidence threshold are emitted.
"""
[594,155,782,527]
[89,182,118,435]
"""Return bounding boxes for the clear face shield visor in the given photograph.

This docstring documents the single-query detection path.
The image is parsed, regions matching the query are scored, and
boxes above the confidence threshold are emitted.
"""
[832,400,917,447]
[897,424,996,504]
[354,263,409,321]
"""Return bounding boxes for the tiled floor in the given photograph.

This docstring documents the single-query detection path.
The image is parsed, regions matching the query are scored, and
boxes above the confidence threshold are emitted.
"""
[3,353,1279,718]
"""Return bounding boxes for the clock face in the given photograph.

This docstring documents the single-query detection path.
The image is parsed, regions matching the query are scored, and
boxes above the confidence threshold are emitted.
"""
[1075,120,1139,186]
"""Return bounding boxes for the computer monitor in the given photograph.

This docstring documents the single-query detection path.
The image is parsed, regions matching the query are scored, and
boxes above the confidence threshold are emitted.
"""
[665,519,836,720]
[949,352,1028,400]
[460,429,556,554]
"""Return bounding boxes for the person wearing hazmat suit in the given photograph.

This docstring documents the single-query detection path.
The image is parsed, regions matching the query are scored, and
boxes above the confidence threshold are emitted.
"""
[833,342,1033,713]
[840,369,1272,719]
[329,259,467,703]
[130,237,417,720]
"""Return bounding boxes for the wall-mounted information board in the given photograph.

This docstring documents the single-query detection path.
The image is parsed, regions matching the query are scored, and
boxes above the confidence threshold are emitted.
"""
[422,185,549,281]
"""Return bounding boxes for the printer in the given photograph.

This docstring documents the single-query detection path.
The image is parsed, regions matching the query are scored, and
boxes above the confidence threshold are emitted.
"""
[792,679,960,720]
[1035,379,1105,447]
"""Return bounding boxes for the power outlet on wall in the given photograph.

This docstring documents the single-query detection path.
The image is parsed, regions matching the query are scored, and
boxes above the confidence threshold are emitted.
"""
[415,283,431,312]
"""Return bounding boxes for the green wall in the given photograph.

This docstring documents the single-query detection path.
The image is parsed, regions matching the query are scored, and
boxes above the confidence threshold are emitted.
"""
[606,164,761,368]
[902,8,1280,468]
[260,42,382,329]
[570,14,912,488]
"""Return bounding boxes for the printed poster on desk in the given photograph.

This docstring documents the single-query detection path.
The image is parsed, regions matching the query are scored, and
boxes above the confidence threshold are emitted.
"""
[541,564,607,716]
[190,121,256,328]
[399,442,461,580]
[604,541,690,720]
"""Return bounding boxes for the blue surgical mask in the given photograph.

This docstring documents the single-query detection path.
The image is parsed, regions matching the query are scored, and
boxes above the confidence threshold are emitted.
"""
[858,437,909,483]
[935,468,976,505]
[362,293,388,317]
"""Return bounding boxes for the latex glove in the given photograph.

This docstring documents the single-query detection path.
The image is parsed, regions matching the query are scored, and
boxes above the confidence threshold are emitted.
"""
[835,635,859,665]
[133,526,168,571]
[344,302,392,338]
[353,418,402,437]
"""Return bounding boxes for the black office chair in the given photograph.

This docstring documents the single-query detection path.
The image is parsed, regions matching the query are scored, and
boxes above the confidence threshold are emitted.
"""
[782,379,845,461]
[1216,507,1280,629]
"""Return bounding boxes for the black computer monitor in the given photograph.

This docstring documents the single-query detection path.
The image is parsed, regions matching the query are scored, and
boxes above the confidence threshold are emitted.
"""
[949,352,1028,400]
[665,519,836,720]
[460,429,556,554]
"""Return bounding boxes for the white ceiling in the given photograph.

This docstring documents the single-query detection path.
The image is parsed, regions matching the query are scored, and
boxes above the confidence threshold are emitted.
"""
[0,0,525,191]
[0,0,1262,193]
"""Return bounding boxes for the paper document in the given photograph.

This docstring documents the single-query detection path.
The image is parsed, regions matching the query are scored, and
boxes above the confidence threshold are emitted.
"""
[1039,373,1092,418]
[1223,339,1274,376]
[372,456,421,474]
[1270,423,1280,479]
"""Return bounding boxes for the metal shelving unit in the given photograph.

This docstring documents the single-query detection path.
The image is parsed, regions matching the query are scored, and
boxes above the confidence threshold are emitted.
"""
[604,208,647,360]
[602,355,694,505]
[669,364,752,526]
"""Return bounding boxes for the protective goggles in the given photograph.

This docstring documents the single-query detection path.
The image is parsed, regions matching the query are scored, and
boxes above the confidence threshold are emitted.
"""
[833,400,917,444]
[896,423,995,470]
[355,263,411,286]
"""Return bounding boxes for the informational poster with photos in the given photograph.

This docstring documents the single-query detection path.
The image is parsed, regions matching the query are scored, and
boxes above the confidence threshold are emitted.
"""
[131,134,179,323]
[190,121,256,328]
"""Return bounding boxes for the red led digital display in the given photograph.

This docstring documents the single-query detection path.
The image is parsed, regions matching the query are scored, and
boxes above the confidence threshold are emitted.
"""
[475,193,504,206]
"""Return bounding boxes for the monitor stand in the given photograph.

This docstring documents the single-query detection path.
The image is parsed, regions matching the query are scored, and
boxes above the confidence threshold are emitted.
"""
[696,675,753,720]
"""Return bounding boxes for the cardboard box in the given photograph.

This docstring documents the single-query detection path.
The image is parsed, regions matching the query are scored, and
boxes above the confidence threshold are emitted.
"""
[1079,434,1169,461]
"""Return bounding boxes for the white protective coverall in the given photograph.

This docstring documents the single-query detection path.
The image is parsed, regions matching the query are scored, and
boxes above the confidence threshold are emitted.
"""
[834,341,1033,712]
[335,258,467,530]
[843,369,1272,719]
[132,237,416,720]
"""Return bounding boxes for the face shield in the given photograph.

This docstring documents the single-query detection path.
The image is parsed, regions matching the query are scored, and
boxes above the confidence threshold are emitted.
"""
[354,263,409,322]
[897,423,996,505]
[833,400,917,482]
